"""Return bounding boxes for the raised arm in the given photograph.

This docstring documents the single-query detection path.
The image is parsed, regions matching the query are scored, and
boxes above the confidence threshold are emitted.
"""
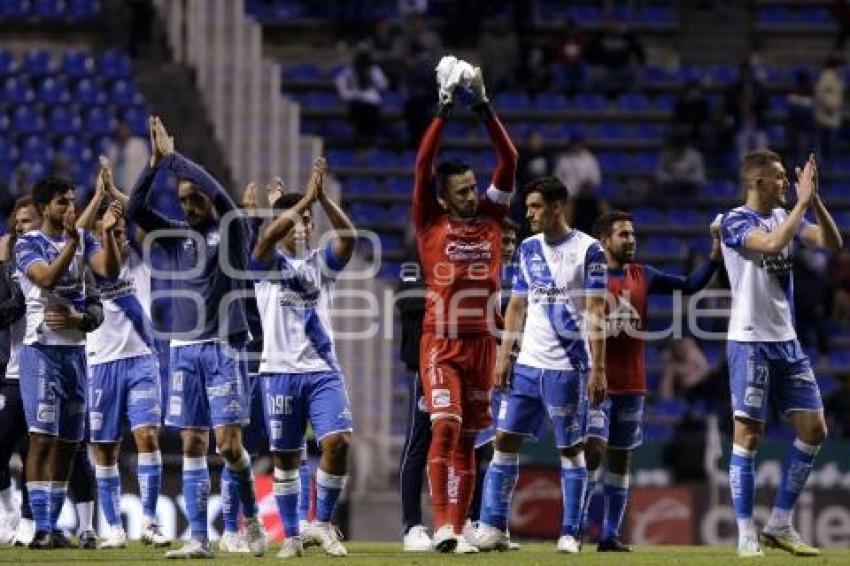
[647,229,721,294]
[801,194,843,252]
[316,159,357,269]
[76,165,109,231]
[17,209,81,290]
[470,67,518,196]
[86,201,122,279]
[413,116,447,228]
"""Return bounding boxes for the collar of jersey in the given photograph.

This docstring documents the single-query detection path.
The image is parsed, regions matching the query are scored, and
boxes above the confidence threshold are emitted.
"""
[741,205,773,219]
[544,229,576,247]
[39,229,67,243]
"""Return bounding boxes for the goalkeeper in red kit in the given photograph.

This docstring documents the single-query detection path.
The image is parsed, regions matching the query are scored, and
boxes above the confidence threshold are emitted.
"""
[413,56,518,554]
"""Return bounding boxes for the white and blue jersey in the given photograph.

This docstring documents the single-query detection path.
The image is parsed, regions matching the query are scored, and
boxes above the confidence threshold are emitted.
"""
[88,251,162,442]
[14,229,99,440]
[499,231,607,448]
[720,206,822,421]
[251,244,354,451]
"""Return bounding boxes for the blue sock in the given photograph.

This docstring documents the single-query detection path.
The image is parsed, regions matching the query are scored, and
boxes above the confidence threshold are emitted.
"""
[768,439,819,530]
[602,472,629,540]
[137,451,162,522]
[183,457,210,542]
[729,444,756,537]
[581,466,601,535]
[49,481,68,531]
[560,455,587,537]
[220,466,239,533]
[27,481,51,533]
[95,465,122,528]
[298,452,311,523]
[274,468,300,537]
[226,450,258,518]
[315,469,345,523]
[479,451,519,532]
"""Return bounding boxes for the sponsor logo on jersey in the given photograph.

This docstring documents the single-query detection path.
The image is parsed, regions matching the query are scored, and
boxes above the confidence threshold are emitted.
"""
[444,240,492,262]
[37,403,56,424]
[529,283,573,303]
[607,295,642,335]
[99,278,137,301]
[760,253,793,275]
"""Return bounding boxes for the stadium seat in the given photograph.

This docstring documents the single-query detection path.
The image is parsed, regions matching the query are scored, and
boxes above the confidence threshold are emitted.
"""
[74,78,106,105]
[631,207,664,224]
[342,177,378,195]
[365,150,398,168]
[282,63,322,81]
[575,93,607,111]
[326,148,356,167]
[0,137,18,163]
[62,50,95,78]
[37,77,70,104]
[122,106,148,135]
[646,236,682,254]
[497,91,531,109]
[11,105,43,134]
[3,76,34,104]
[305,91,338,109]
[0,0,28,18]
[66,0,99,19]
[110,79,143,106]
[382,90,401,111]
[99,50,133,79]
[22,49,52,76]
[0,49,16,75]
[534,92,566,110]
[19,135,50,162]
[57,135,92,163]
[84,106,115,136]
[33,0,63,19]
[48,106,81,135]
[618,93,650,111]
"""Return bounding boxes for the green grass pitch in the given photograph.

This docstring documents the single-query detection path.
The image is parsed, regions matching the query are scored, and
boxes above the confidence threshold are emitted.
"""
[1,542,849,565]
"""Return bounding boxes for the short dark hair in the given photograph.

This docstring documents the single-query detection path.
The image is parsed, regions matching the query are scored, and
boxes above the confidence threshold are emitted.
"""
[592,211,634,239]
[272,192,305,212]
[436,159,471,193]
[523,176,568,204]
[740,149,782,186]
[32,176,75,210]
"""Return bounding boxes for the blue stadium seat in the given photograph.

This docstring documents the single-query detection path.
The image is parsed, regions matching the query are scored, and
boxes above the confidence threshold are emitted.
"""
[444,122,470,138]
[618,92,650,111]
[3,76,34,104]
[350,203,388,223]
[342,177,378,195]
[282,63,322,81]
[74,78,106,105]
[110,79,142,106]
[642,5,674,24]
[0,49,16,75]
[62,50,95,78]
[19,135,50,162]
[534,92,566,110]
[48,106,81,135]
[669,208,702,225]
[575,93,606,111]
[596,123,628,140]
[759,7,792,24]
[305,91,338,109]
[770,94,788,112]
[708,65,737,85]
[0,0,28,18]
[644,65,672,84]
[57,135,92,163]
[323,119,353,138]
[366,150,398,168]
[382,90,401,111]
[654,94,675,111]
[66,0,99,19]
[631,207,664,224]
[497,91,531,109]
[326,148,356,167]
[635,123,664,140]
[84,106,115,136]
[385,176,411,195]
[11,105,43,134]
[0,137,17,162]
[598,151,630,171]
[33,0,63,19]
[798,7,831,24]
[22,49,52,76]
[632,151,656,172]
[646,236,682,254]
[567,5,602,25]
[37,77,70,104]
[98,50,133,79]
[122,106,148,136]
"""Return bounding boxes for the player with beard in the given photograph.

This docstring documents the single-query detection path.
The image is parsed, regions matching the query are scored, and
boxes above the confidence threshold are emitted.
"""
[580,210,720,551]
[415,57,517,553]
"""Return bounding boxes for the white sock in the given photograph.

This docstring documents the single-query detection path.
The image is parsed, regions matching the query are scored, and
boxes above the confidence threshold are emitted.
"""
[0,487,14,513]
[76,501,94,533]
[737,518,756,539]
[767,507,792,530]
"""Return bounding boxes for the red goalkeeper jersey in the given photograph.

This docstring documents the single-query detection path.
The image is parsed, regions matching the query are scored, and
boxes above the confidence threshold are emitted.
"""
[413,114,517,337]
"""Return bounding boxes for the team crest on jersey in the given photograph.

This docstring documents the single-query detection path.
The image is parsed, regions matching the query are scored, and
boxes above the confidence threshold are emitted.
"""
[607,295,642,335]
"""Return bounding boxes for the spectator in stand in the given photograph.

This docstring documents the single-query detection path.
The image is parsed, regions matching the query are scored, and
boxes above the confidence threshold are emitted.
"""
[554,132,601,197]
[674,80,712,151]
[400,51,436,148]
[520,40,553,97]
[723,61,768,163]
[658,337,710,400]
[787,71,815,165]
[554,20,587,97]
[517,131,554,188]
[655,133,706,204]
[585,18,645,97]
[814,55,845,165]
[477,17,520,92]
[106,118,151,190]
[369,18,403,87]
[335,46,389,149]
[565,179,609,237]
[825,373,850,438]
[794,248,831,356]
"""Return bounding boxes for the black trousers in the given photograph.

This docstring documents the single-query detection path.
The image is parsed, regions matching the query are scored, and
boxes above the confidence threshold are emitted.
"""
[398,371,431,533]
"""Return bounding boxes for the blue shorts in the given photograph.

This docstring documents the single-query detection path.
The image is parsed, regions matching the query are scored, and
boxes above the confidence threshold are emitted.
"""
[242,373,269,456]
[20,344,87,441]
[475,390,503,448]
[165,342,249,429]
[262,371,353,452]
[728,339,823,422]
[586,394,645,450]
[88,354,162,442]
[497,364,587,449]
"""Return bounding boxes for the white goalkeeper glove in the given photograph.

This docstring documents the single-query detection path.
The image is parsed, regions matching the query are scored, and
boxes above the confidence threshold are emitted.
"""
[435,55,459,106]
[469,65,488,105]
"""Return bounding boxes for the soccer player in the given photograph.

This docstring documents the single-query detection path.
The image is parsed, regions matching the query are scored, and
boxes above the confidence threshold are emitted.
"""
[126,117,266,558]
[14,176,121,549]
[414,57,518,554]
[473,176,607,554]
[250,157,356,558]
[581,210,721,551]
[719,151,841,557]
[74,163,170,549]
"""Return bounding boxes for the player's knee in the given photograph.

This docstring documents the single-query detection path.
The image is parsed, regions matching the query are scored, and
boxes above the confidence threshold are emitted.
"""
[133,426,160,453]
[493,430,522,454]
[733,418,763,450]
[559,443,583,460]
[801,420,827,447]
[431,418,461,453]
[584,439,605,469]
[321,433,350,464]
